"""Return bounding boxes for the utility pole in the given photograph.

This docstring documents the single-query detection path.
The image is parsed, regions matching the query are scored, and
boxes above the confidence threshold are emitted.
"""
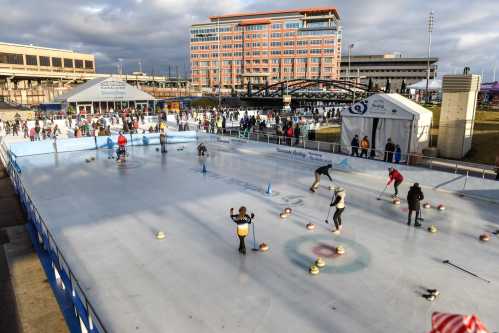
[347,43,354,82]
[493,61,497,82]
[425,11,435,104]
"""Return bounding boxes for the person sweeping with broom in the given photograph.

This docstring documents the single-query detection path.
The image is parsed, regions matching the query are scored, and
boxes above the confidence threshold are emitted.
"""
[387,167,404,199]
[229,207,254,255]
[310,164,333,193]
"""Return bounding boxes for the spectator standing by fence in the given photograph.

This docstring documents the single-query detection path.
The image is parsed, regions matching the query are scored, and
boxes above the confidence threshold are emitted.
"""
[360,136,370,158]
[384,138,395,163]
[351,135,360,157]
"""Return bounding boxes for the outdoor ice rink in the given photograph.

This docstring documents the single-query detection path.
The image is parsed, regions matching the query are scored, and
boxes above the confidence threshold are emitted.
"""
[15,137,499,333]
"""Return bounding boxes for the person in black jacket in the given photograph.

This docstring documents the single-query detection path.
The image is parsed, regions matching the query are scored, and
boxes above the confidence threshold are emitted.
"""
[351,135,360,157]
[384,138,395,163]
[229,207,254,255]
[310,164,333,192]
[407,183,424,227]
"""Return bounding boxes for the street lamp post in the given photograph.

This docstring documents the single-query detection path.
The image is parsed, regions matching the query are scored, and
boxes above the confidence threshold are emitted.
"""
[347,43,354,82]
[425,11,435,104]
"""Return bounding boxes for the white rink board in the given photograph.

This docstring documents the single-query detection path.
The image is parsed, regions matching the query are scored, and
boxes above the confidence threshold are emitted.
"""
[15,140,499,333]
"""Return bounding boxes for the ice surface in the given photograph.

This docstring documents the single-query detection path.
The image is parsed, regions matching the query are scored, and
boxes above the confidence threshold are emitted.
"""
[15,140,499,333]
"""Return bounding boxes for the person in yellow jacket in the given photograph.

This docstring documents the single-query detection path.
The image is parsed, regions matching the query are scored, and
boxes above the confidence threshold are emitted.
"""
[330,187,346,234]
[229,207,254,255]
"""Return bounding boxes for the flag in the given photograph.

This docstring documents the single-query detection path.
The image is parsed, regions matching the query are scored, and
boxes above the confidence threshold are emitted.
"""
[429,312,490,333]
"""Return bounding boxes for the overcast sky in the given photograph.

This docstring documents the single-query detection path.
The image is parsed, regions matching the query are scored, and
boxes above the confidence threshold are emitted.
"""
[1,0,498,81]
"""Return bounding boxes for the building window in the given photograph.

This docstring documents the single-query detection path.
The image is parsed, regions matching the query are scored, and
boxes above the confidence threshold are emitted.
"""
[271,23,283,30]
[39,56,50,66]
[283,58,293,64]
[0,53,24,65]
[84,60,94,69]
[310,40,322,45]
[26,55,38,66]
[75,59,84,68]
[64,58,73,68]
[52,57,62,67]
[283,41,294,46]
[310,49,321,54]
[285,21,300,29]
[283,50,295,55]
[271,33,281,38]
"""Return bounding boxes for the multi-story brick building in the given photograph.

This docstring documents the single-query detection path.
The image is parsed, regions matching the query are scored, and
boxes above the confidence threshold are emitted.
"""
[190,7,342,92]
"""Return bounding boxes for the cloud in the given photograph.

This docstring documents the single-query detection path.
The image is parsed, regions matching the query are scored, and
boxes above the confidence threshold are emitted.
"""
[0,0,498,81]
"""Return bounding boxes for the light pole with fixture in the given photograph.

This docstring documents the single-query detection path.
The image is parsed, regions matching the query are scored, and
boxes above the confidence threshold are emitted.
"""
[425,11,435,104]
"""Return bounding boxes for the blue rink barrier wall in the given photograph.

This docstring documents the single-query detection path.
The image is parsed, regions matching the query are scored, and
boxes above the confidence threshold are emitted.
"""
[205,134,499,204]
[9,131,198,157]
[4,155,108,333]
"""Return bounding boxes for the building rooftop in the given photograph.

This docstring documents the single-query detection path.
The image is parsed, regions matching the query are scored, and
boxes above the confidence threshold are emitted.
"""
[0,41,90,54]
[341,54,439,63]
[209,7,340,21]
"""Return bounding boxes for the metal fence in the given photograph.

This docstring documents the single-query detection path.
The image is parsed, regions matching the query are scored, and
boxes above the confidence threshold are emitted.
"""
[219,129,498,180]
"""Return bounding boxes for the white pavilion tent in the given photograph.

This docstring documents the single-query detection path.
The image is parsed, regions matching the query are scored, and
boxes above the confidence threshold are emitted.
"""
[54,77,156,114]
[340,93,433,159]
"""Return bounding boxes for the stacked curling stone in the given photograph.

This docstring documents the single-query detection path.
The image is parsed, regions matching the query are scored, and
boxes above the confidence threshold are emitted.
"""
[280,207,293,219]
[335,245,346,255]
[309,258,326,275]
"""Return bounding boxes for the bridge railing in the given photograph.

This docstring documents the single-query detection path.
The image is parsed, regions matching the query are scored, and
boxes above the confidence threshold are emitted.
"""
[219,129,498,180]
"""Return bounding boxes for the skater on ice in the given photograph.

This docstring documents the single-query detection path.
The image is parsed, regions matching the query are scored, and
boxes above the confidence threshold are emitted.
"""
[116,132,127,162]
[310,164,333,192]
[387,167,404,198]
[407,183,424,227]
[330,187,346,234]
[229,207,254,255]
[160,128,167,154]
[198,142,208,157]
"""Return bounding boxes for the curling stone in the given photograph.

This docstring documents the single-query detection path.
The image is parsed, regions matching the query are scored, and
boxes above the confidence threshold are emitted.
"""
[393,198,401,205]
[437,204,446,211]
[85,158,91,163]
[306,223,316,231]
[479,234,491,242]
[284,207,292,214]
[335,246,345,255]
[91,157,96,161]
[423,203,431,209]
[259,243,269,252]
[315,258,326,268]
[279,212,289,219]
[309,264,320,275]
[156,231,166,240]
[156,148,160,152]
[428,225,438,233]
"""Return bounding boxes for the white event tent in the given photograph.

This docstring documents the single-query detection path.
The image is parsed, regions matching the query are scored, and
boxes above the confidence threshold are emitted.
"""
[340,93,433,158]
[54,77,156,114]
